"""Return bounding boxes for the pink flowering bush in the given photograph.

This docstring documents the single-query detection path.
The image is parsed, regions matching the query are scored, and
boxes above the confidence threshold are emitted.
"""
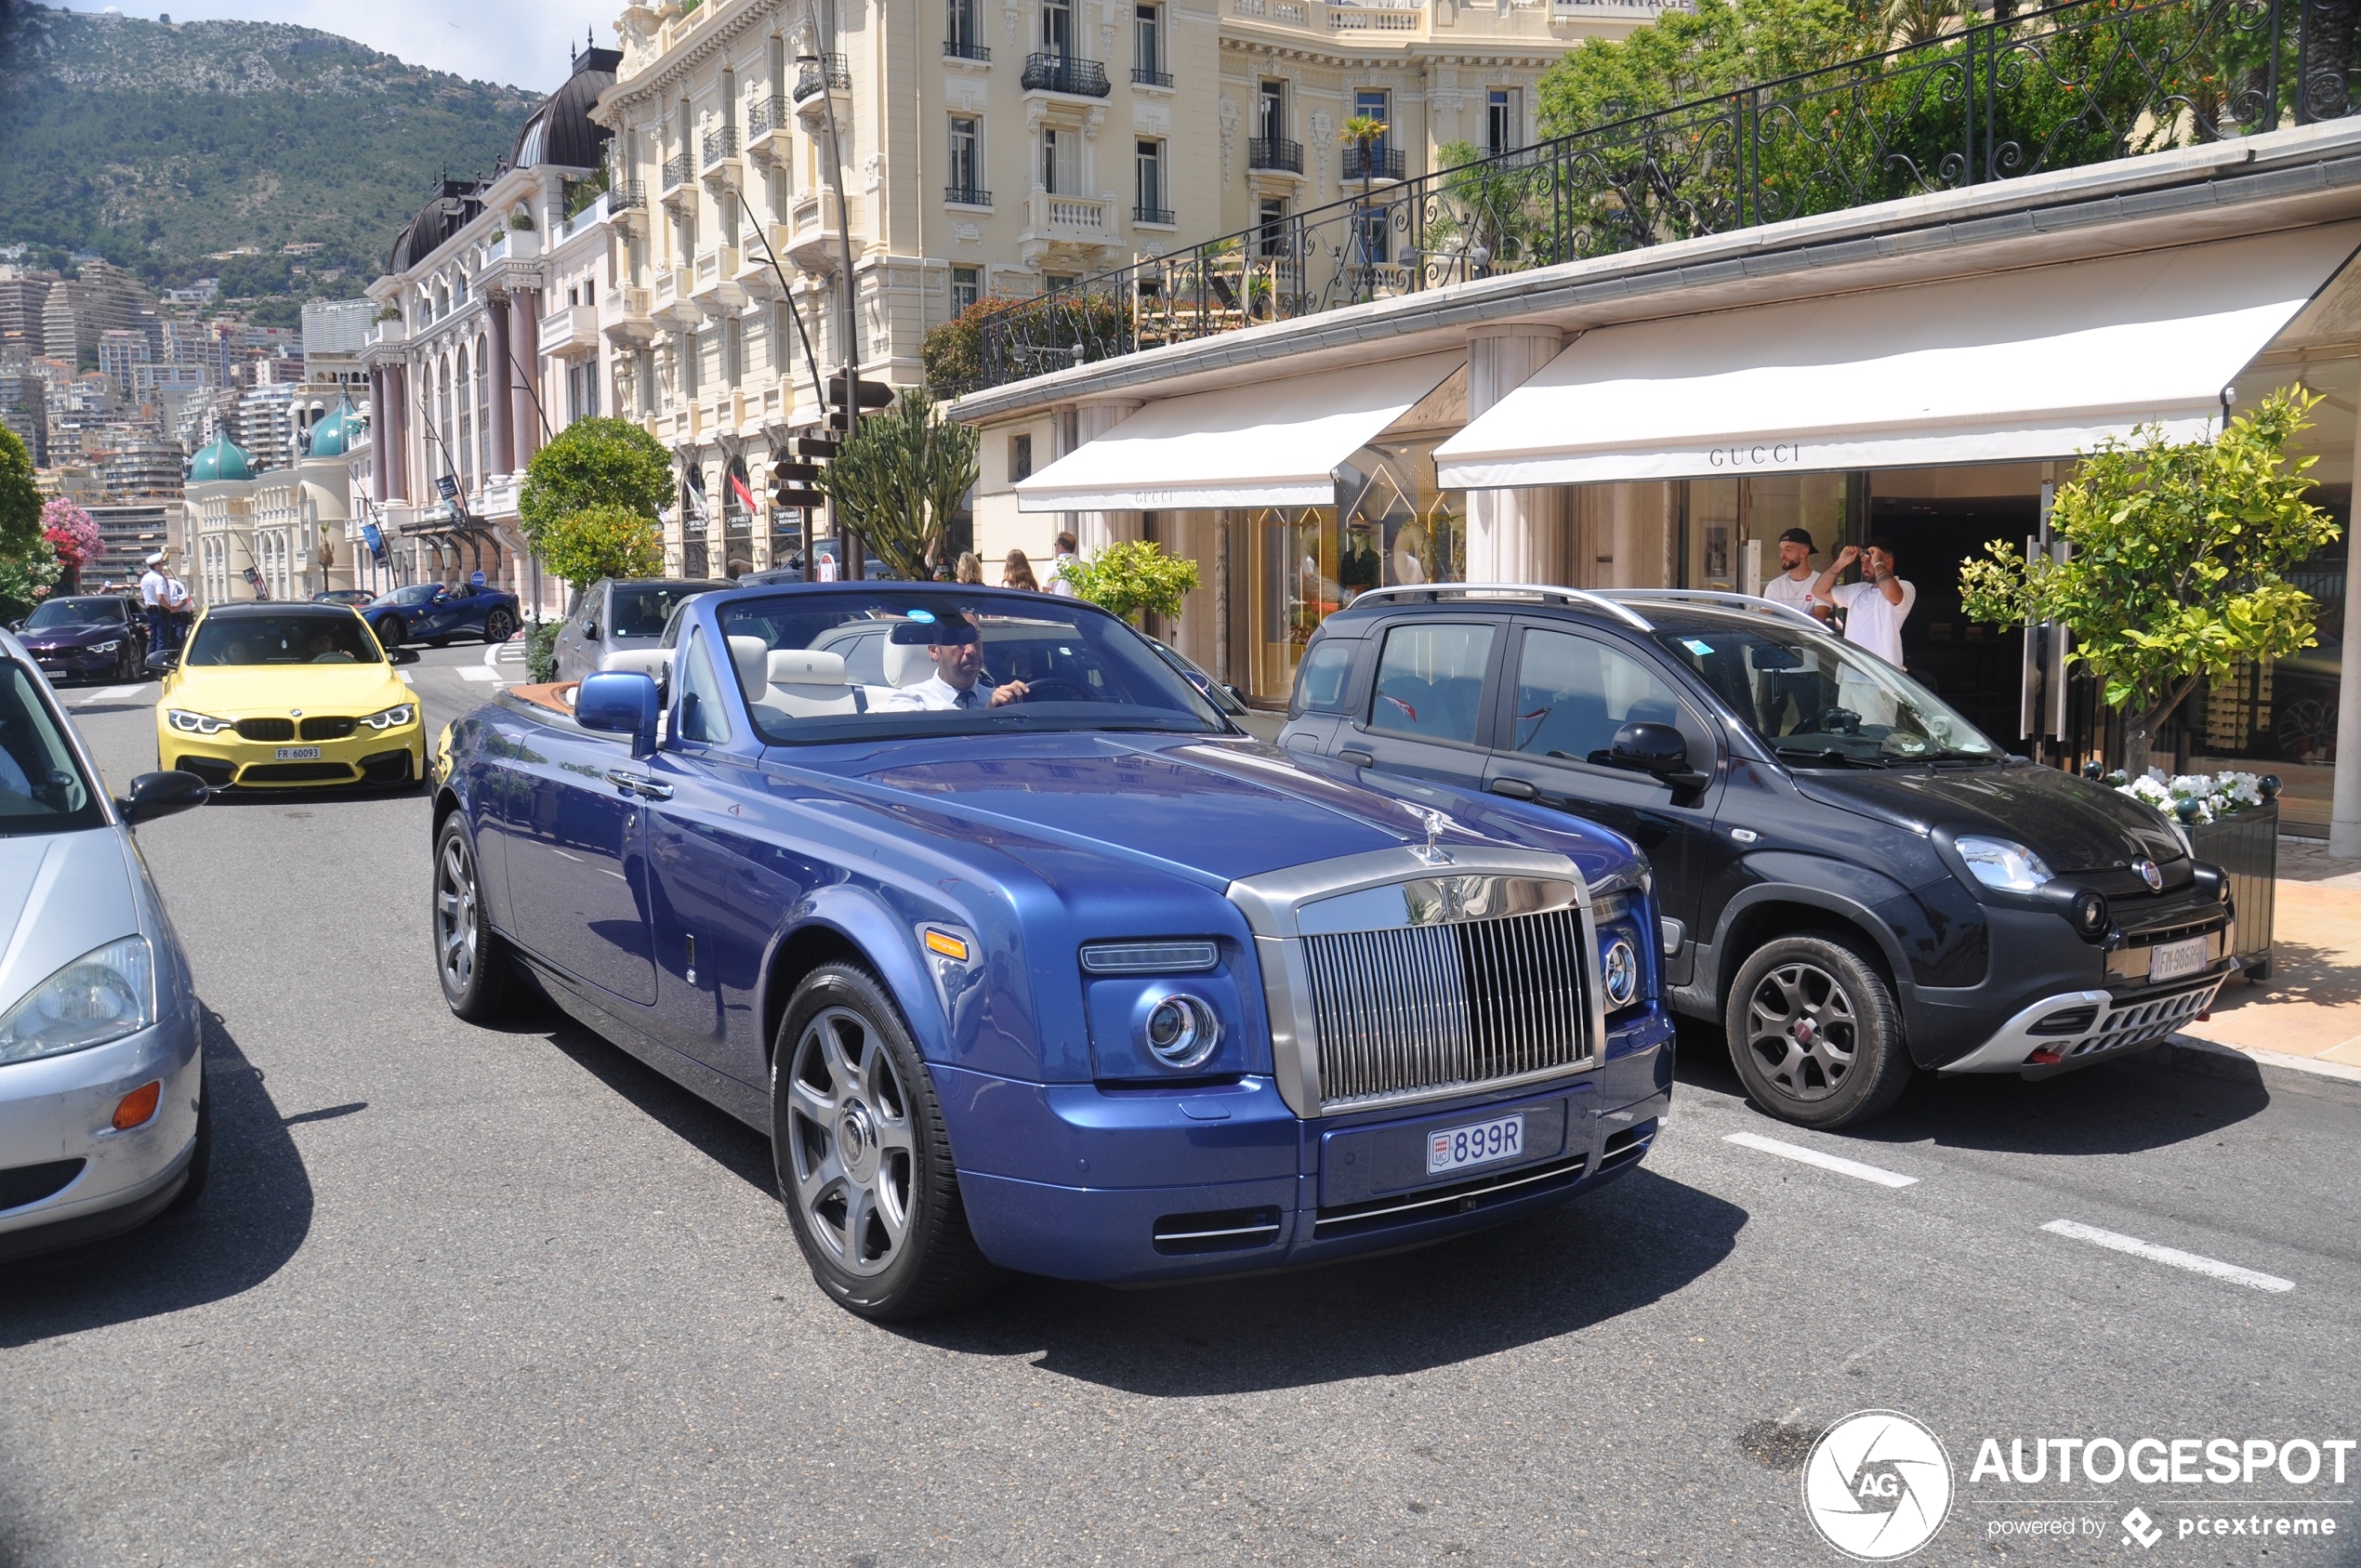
[39,498,102,569]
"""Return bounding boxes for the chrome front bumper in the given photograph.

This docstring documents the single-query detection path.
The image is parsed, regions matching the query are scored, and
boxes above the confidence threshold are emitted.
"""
[1936,960,2235,1075]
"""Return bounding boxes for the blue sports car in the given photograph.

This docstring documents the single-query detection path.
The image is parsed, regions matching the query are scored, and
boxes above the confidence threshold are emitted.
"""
[363,580,521,650]
[429,584,1673,1319]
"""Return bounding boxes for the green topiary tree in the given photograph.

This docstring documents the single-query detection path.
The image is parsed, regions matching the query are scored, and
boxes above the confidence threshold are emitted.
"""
[820,389,980,581]
[1959,389,2341,771]
[517,416,675,548]
[536,503,664,595]
[1059,539,1200,626]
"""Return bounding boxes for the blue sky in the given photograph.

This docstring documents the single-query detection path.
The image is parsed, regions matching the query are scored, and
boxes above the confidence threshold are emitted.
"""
[58,1,593,91]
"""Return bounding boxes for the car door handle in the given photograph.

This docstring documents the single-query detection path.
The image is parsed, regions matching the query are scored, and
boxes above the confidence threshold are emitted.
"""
[636,779,674,801]
[1489,777,1538,800]
[1338,747,1374,767]
[605,769,675,801]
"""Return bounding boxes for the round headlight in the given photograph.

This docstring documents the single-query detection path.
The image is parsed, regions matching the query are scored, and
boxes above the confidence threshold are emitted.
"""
[1603,939,1640,1008]
[1139,991,1220,1070]
[2070,888,2109,940]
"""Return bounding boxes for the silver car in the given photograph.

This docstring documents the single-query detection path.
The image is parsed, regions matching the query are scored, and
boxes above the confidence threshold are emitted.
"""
[551,578,730,684]
[0,630,211,1260]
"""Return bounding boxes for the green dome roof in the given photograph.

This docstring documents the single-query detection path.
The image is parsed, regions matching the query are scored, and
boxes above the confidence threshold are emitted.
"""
[308,400,357,459]
[191,434,253,482]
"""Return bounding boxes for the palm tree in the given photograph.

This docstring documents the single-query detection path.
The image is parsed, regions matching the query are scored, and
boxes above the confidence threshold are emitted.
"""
[1339,113,1390,295]
[1882,0,1968,48]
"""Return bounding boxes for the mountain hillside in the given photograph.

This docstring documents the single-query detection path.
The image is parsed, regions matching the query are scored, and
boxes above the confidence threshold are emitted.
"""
[0,3,538,302]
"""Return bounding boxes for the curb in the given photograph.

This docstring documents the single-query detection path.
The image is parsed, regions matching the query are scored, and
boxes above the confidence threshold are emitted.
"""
[2151,1033,2361,1108]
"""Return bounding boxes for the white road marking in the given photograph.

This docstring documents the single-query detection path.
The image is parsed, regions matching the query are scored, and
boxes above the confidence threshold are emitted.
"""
[2040,1219,2293,1293]
[1722,1130,1919,1188]
[397,670,415,685]
[481,642,506,668]
[458,666,503,682]
[76,684,144,705]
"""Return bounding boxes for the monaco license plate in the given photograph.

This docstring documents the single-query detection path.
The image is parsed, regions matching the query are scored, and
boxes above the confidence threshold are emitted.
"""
[2150,934,2209,982]
[1427,1113,1524,1177]
[274,745,322,761]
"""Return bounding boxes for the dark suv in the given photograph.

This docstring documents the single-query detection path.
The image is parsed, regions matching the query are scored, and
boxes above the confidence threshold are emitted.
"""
[1277,586,2239,1128]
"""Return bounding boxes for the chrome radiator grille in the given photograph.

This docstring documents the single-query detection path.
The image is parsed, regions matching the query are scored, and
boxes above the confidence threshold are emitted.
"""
[1302,906,1592,1109]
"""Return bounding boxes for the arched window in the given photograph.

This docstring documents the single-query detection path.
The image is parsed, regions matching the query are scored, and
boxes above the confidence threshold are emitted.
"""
[456,345,475,490]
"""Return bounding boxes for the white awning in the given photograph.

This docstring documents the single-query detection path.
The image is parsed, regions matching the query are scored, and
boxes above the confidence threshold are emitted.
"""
[1432,224,2361,490]
[1015,351,1463,513]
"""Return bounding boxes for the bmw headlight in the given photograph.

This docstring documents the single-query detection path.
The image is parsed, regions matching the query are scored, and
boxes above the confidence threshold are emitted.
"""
[1955,836,2054,893]
[0,936,155,1064]
[165,708,234,735]
[91,640,121,654]
[362,703,416,731]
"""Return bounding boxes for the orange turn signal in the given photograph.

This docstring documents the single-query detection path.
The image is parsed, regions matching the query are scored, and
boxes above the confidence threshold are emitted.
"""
[112,1080,163,1131]
[923,929,969,961]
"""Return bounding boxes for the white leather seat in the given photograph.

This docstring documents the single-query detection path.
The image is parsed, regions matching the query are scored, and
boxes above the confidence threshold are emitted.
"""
[761,648,864,717]
[883,639,936,688]
[727,635,772,694]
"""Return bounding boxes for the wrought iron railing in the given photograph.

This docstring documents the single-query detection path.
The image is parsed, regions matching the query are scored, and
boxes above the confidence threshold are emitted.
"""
[747,96,791,138]
[661,153,693,191]
[702,125,740,167]
[1022,52,1113,95]
[967,0,2361,394]
[1134,63,1174,86]
[946,184,994,205]
[946,37,992,59]
[794,53,850,99]
[1136,204,1176,224]
[1247,136,1302,173]
[1343,144,1406,181]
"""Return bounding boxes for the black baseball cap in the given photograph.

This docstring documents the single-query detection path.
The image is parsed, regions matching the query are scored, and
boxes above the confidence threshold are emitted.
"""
[1777,527,1815,549]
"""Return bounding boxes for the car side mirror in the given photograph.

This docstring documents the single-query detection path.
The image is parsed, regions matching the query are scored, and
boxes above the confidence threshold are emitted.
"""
[389,644,420,665]
[582,622,600,640]
[144,647,179,674]
[1608,721,1690,775]
[116,770,209,826]
[575,670,660,758]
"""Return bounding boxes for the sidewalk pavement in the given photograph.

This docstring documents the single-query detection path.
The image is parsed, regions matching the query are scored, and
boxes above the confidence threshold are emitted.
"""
[2172,837,2361,1084]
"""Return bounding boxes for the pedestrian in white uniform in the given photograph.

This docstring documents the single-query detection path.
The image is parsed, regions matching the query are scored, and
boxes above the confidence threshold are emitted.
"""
[138,552,169,657]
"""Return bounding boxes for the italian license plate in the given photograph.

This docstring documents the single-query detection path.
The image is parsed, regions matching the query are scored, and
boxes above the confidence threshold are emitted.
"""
[2150,934,2209,982]
[274,745,323,761]
[1427,1113,1524,1176]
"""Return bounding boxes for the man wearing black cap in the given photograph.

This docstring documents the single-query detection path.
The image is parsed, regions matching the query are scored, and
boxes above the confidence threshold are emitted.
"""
[876,614,1031,710]
[1761,527,1822,619]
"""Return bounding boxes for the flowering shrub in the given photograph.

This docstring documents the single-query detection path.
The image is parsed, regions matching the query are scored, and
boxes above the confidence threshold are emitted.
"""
[39,498,101,569]
[2109,768,2266,825]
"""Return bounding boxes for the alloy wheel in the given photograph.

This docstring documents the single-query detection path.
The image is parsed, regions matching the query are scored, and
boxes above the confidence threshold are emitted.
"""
[1742,961,1858,1102]
[484,610,514,643]
[785,1006,917,1277]
[435,834,480,997]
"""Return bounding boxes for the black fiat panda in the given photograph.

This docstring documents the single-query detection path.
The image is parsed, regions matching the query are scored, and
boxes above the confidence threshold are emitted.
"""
[1276,586,2238,1128]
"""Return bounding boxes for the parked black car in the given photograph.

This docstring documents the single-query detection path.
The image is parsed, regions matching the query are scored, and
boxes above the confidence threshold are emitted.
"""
[1278,586,2238,1127]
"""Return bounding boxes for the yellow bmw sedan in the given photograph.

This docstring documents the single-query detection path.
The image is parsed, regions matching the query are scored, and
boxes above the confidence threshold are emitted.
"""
[153,603,424,789]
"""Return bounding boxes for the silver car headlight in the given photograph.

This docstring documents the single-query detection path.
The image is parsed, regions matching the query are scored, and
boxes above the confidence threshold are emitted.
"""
[1956,835,2054,892]
[363,703,416,731]
[91,640,122,654]
[166,708,234,735]
[0,936,156,1065]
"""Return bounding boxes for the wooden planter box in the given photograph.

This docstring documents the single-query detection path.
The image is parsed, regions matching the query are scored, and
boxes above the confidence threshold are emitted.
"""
[2188,800,2277,981]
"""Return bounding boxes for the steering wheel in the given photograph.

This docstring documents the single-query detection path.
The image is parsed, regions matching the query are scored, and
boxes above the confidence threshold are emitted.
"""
[1013,678,1094,704]
[1811,706,1863,736]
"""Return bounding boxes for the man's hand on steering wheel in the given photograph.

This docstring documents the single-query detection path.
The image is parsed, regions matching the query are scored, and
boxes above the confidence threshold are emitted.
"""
[988,679,1029,707]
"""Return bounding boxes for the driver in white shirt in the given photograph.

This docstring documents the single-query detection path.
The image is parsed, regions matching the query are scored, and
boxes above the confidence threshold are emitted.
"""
[875,615,1031,711]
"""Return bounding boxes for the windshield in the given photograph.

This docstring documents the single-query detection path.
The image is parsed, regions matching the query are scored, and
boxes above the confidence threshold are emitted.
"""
[1653,616,1998,766]
[375,585,442,607]
[614,582,726,639]
[713,589,1228,744]
[186,613,385,666]
[0,661,100,834]
[25,599,125,629]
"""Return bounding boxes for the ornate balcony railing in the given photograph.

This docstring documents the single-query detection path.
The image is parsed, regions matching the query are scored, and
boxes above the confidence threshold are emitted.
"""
[1021,52,1113,96]
[1246,136,1302,173]
[702,125,740,167]
[946,184,994,205]
[1342,145,1406,181]
[946,37,992,59]
[661,153,693,191]
[964,0,2361,395]
[1135,204,1176,225]
[794,54,850,99]
[747,96,791,138]
[1133,64,1173,86]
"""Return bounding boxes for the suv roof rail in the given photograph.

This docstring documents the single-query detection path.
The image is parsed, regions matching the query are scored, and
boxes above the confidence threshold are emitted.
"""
[1603,588,1830,634]
[1346,582,1654,632]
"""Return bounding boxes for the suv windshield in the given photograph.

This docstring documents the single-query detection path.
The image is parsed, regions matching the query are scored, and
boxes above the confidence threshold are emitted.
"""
[0,660,100,834]
[714,589,1226,744]
[615,582,727,639]
[24,598,125,629]
[1653,614,1998,766]
[187,613,385,666]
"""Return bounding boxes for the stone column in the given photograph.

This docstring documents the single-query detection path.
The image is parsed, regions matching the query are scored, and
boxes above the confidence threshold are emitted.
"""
[384,363,408,500]
[1463,325,1565,584]
[1071,398,1142,555]
[486,293,517,478]
[509,289,542,465]
[368,367,388,504]
[2331,376,2361,857]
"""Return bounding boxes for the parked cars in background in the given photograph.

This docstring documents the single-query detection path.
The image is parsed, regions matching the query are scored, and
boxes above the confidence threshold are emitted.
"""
[431,584,1671,1319]
[17,597,146,684]
[312,589,376,609]
[1149,636,1281,743]
[362,581,520,650]
[152,603,426,790]
[550,578,730,683]
[1277,586,2237,1129]
[0,627,212,1261]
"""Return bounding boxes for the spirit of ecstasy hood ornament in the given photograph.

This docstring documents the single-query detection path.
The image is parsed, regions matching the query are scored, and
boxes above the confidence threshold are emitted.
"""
[1411,806,1454,867]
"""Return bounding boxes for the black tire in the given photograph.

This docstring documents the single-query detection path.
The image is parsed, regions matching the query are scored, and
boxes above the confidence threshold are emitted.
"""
[772,963,1001,1321]
[433,815,516,1021]
[1723,933,1912,1129]
[378,617,407,652]
[167,1069,211,1212]
[482,608,515,645]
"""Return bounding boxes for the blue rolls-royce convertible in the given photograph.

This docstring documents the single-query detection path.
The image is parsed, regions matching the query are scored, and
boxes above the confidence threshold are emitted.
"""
[430,584,1674,1319]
